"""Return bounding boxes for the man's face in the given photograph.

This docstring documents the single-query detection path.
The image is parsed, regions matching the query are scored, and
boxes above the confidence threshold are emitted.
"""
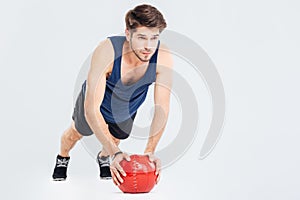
[127,26,160,62]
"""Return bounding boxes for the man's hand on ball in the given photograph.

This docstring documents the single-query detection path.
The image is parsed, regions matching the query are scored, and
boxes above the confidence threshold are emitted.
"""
[110,152,131,186]
[144,152,161,184]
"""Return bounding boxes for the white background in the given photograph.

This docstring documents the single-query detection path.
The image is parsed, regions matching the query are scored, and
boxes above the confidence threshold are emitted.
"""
[1,0,299,199]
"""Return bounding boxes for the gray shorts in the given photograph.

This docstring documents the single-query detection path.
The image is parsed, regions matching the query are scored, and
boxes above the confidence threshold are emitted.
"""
[71,85,136,139]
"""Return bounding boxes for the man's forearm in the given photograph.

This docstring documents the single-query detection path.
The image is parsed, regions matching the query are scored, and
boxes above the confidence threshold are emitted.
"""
[85,110,120,156]
[144,109,169,153]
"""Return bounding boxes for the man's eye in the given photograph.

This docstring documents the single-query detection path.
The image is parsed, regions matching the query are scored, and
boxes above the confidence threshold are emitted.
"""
[138,37,146,40]
[151,37,158,40]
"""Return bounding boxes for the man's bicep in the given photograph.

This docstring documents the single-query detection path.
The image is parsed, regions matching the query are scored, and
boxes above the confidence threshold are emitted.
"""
[153,71,172,130]
[85,74,106,113]
[155,47,173,107]
[154,65,173,111]
[154,73,172,111]
[84,39,113,112]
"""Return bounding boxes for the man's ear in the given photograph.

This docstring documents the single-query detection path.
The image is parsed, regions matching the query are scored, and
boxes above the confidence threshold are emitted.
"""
[125,29,130,41]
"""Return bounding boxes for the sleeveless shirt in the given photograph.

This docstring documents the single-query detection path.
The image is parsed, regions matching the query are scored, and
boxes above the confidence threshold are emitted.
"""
[82,36,160,123]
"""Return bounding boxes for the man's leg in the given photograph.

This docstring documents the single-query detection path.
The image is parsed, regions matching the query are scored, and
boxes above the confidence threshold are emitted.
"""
[97,135,120,179]
[53,121,83,181]
[60,121,83,157]
[97,115,136,179]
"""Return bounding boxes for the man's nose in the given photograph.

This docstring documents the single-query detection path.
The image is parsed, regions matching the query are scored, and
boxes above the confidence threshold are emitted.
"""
[144,39,153,50]
[144,47,151,52]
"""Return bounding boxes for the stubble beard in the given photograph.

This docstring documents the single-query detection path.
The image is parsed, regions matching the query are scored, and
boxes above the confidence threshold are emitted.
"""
[130,38,151,63]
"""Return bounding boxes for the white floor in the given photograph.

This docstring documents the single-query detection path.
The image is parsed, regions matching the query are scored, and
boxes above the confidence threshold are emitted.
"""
[3,131,300,200]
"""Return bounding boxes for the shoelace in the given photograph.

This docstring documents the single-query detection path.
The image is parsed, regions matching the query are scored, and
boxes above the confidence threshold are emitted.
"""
[99,156,110,167]
[57,158,69,167]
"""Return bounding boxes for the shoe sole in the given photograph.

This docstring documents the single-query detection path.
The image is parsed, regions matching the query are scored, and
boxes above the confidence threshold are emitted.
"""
[100,176,112,180]
[53,178,67,181]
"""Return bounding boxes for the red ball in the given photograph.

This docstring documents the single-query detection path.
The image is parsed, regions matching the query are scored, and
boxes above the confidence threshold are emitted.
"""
[118,154,158,193]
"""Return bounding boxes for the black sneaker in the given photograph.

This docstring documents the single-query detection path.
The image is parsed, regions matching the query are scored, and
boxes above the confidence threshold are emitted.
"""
[52,155,70,181]
[97,152,112,180]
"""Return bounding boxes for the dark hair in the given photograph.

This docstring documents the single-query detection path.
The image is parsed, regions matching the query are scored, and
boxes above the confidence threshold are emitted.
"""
[125,4,167,33]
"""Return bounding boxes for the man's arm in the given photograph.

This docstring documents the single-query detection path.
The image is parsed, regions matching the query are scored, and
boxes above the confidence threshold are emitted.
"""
[84,39,120,156]
[144,46,173,154]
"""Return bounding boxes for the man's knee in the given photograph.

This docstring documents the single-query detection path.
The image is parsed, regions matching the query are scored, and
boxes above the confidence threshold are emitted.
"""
[112,137,120,145]
[62,123,83,142]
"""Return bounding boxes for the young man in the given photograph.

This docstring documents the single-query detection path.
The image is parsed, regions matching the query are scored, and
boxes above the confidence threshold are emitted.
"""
[52,4,173,186]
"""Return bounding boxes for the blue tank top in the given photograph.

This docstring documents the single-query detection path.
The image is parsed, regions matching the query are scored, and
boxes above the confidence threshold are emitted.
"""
[82,36,160,123]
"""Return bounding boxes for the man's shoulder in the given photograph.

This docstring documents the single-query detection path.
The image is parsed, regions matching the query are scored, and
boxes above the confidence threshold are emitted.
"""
[157,43,173,73]
[95,38,114,53]
[93,38,115,64]
[89,38,114,74]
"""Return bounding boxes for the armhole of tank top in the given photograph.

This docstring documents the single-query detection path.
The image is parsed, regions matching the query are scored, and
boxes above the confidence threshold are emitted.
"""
[106,37,116,82]
[150,40,160,82]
